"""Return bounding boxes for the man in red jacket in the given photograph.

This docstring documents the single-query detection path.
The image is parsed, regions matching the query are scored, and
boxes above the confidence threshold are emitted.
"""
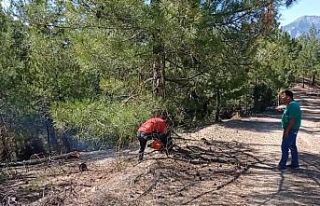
[137,114,171,161]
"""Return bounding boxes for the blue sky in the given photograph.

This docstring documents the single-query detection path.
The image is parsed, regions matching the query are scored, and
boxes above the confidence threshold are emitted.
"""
[279,0,320,26]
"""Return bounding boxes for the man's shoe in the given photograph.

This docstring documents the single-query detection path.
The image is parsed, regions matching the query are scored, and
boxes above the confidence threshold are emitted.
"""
[288,164,299,169]
[277,165,287,171]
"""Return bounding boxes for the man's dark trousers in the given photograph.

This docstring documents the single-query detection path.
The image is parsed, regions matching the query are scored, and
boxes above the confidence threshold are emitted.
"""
[279,129,299,169]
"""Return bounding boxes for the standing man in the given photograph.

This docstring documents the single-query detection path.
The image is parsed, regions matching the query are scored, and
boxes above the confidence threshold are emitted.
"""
[278,90,302,170]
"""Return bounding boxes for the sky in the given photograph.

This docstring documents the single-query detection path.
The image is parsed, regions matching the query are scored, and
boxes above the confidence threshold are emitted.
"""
[0,0,8,8]
[279,0,320,26]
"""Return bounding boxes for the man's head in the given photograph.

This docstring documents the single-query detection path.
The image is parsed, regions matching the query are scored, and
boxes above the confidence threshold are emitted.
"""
[280,90,294,105]
[152,109,168,120]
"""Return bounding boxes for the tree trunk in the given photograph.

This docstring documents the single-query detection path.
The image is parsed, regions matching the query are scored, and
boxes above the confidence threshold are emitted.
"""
[215,88,221,122]
[311,73,316,86]
[152,48,165,98]
[0,129,9,161]
[0,115,9,161]
[45,116,58,152]
[0,116,16,161]
[151,0,165,98]
[62,129,72,153]
[277,88,281,106]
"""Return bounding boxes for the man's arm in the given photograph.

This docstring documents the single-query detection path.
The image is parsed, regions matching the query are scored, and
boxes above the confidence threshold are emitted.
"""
[284,117,295,138]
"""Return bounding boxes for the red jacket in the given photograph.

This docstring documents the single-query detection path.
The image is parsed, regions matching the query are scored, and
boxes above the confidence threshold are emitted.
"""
[138,117,168,134]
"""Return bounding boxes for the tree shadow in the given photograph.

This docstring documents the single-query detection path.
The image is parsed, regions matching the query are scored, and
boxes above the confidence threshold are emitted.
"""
[132,138,271,205]
[132,140,320,205]
[247,151,320,206]
[302,109,320,114]
[298,96,320,101]
[222,118,281,133]
[178,116,283,135]
[299,127,320,135]
[177,121,217,133]
[301,113,320,121]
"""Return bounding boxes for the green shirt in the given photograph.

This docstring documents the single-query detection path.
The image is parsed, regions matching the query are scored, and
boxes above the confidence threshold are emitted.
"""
[281,100,301,130]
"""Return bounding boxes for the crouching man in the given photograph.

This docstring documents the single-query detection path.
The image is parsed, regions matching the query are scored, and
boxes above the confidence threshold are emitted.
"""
[137,113,172,161]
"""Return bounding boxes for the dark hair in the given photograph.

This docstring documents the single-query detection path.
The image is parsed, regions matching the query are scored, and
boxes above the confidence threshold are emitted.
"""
[283,90,294,100]
[152,109,168,119]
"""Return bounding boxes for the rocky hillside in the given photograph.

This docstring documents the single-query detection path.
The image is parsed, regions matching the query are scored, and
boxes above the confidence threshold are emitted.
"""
[281,16,320,38]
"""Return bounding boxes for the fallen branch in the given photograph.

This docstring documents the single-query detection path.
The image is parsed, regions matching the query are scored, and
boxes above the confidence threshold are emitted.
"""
[135,168,160,200]
[29,192,65,206]
[0,150,116,168]
[0,151,81,168]
[182,164,251,205]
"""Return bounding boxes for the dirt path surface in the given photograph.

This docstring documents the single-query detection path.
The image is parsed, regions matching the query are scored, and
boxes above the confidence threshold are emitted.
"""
[1,84,320,206]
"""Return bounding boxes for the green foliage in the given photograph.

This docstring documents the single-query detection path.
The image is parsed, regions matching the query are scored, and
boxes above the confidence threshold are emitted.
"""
[1,0,319,156]
[254,32,296,88]
[52,97,157,145]
[296,27,320,83]
[252,84,275,112]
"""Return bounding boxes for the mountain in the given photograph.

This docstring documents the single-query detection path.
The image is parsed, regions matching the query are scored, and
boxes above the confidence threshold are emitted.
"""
[281,16,320,38]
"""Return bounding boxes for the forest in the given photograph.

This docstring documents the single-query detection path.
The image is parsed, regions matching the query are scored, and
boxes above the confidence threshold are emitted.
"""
[1,0,320,162]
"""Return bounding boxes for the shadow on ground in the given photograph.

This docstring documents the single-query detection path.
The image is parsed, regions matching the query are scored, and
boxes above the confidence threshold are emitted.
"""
[114,141,320,206]
[246,151,320,206]
[105,138,274,206]
[222,119,281,133]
